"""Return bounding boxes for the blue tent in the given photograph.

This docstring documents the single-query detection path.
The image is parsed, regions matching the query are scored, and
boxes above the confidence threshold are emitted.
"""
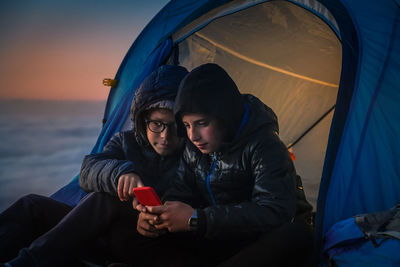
[51,0,400,263]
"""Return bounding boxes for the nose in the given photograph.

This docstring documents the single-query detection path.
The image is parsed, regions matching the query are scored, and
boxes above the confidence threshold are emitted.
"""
[187,127,200,143]
[160,127,169,139]
[160,126,170,139]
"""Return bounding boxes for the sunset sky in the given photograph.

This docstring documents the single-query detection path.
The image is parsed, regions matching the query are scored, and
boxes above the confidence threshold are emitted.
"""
[0,0,169,100]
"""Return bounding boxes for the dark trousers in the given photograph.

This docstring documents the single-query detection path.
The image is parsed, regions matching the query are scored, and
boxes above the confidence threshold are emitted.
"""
[108,221,314,267]
[0,193,240,267]
[218,222,314,267]
[0,194,72,262]
[107,223,251,267]
[1,193,313,267]
[0,192,138,266]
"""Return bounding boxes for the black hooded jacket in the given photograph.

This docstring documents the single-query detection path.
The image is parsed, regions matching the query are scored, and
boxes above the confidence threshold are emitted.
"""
[165,63,311,239]
[79,65,188,196]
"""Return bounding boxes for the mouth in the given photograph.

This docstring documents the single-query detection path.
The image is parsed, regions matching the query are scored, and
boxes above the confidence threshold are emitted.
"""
[158,143,169,148]
[196,143,207,150]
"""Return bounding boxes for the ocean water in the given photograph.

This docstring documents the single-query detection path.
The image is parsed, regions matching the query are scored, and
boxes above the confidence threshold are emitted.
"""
[0,99,106,212]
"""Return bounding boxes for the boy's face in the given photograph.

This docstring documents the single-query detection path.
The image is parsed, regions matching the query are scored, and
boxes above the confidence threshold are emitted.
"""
[182,113,224,154]
[146,109,179,156]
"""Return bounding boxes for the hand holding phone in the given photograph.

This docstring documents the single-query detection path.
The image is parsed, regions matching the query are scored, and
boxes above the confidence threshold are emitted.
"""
[132,186,162,206]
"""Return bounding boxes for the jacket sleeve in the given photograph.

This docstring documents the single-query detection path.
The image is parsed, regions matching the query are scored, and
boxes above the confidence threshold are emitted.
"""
[79,132,142,196]
[202,133,297,240]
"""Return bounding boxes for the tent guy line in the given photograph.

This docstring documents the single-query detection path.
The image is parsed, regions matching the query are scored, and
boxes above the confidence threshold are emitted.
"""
[195,32,339,88]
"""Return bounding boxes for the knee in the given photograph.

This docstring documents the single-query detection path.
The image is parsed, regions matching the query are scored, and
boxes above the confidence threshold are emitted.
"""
[5,194,52,218]
[84,191,112,202]
[80,191,120,208]
[17,194,50,208]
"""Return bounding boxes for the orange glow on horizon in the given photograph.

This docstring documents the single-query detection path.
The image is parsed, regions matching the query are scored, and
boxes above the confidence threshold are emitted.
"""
[0,37,128,101]
[0,1,170,101]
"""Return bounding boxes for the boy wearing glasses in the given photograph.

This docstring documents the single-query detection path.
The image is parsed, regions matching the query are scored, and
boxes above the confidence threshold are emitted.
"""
[0,65,188,266]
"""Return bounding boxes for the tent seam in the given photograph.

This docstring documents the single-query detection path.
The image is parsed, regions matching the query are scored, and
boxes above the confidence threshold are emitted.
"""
[345,8,400,207]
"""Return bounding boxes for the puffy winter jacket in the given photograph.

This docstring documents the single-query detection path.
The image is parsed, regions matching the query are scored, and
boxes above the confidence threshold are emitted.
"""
[79,130,183,197]
[165,63,312,240]
[79,65,188,196]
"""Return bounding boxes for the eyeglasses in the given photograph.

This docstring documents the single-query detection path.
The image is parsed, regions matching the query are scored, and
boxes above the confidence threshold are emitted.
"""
[145,120,177,133]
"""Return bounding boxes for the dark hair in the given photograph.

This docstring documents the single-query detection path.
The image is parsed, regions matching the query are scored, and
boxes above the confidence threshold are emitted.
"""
[174,63,245,142]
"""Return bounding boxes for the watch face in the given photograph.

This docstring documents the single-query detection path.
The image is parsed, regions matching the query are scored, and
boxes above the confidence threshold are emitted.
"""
[189,217,197,225]
[189,210,198,231]
[189,217,198,231]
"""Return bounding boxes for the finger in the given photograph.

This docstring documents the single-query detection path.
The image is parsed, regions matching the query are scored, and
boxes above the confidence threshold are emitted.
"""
[134,203,147,213]
[154,222,169,230]
[148,217,162,226]
[141,220,158,231]
[123,177,130,201]
[132,198,139,210]
[146,205,165,214]
[117,177,124,201]
[158,213,169,222]
[137,219,160,236]
[141,212,159,222]
[128,181,136,198]
[136,178,144,188]
[147,217,162,226]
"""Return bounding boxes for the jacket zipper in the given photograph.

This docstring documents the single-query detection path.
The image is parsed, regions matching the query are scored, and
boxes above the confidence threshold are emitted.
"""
[206,153,218,206]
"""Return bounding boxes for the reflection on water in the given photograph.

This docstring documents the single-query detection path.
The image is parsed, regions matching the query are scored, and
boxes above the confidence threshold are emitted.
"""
[0,99,106,212]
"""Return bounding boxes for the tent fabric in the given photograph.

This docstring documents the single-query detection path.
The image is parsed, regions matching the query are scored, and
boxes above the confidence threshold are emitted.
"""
[173,0,341,43]
[91,39,173,154]
[289,0,340,38]
[102,0,233,122]
[313,0,360,255]
[320,0,400,233]
[49,0,400,264]
[315,0,400,262]
[172,0,342,208]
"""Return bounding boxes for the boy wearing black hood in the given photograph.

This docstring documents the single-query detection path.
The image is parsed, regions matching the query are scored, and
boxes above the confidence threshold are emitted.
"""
[0,65,188,266]
[140,63,313,266]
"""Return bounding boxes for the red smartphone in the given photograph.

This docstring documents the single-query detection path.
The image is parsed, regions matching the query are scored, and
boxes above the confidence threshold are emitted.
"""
[132,186,162,206]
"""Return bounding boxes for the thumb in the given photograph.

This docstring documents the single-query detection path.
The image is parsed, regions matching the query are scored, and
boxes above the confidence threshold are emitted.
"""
[134,202,147,213]
[132,197,138,209]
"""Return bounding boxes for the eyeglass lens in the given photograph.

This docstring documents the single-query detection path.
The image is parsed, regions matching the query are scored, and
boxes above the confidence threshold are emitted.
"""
[147,121,176,133]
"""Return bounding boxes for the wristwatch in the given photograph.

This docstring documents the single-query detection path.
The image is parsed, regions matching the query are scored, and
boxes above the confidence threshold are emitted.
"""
[188,209,198,231]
